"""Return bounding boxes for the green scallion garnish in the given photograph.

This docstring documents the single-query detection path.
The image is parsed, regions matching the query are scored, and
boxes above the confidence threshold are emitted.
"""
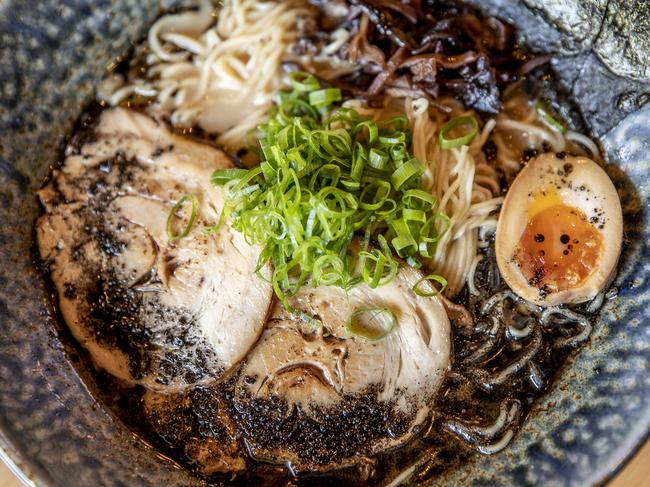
[288,71,320,92]
[346,307,397,341]
[413,274,448,297]
[166,194,198,241]
[535,100,567,134]
[211,72,450,316]
[309,88,343,108]
[211,168,249,186]
[438,115,479,149]
[390,158,425,190]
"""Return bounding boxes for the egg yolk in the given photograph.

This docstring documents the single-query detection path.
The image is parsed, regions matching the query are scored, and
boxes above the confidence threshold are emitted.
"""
[515,204,602,293]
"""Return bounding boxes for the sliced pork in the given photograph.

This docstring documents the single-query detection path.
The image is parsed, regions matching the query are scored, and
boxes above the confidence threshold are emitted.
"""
[37,107,453,474]
[37,108,272,393]
[233,267,451,471]
[141,387,246,475]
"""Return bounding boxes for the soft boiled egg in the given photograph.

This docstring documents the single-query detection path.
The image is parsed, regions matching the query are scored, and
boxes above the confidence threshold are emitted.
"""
[496,153,623,306]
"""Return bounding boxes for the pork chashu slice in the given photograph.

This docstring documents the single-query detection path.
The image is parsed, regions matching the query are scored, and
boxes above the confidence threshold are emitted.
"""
[233,267,451,471]
[37,107,272,393]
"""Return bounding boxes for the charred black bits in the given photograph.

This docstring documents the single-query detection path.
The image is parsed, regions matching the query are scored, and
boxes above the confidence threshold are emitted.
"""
[150,144,176,158]
[63,282,77,299]
[151,147,165,158]
[534,233,545,243]
[529,267,545,286]
[560,234,570,244]
[522,149,538,162]
[96,229,127,256]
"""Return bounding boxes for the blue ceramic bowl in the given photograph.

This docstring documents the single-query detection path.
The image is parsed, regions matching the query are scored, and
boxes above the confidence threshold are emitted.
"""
[0,1,648,485]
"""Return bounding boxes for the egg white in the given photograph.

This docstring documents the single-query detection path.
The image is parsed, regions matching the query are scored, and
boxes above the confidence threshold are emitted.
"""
[495,153,623,306]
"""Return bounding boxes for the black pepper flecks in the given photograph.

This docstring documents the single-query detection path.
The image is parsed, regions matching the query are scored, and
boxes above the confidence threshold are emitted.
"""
[529,267,545,286]
[63,282,76,299]
[231,385,411,470]
[560,234,570,244]
[41,125,222,387]
[150,144,175,159]
[522,148,538,162]
[534,233,545,243]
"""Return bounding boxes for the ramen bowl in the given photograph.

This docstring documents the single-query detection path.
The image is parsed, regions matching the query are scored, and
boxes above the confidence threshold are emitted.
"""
[0,0,648,485]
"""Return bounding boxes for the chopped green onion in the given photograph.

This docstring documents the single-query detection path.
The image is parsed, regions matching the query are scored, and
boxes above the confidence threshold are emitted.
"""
[309,88,342,108]
[346,307,397,341]
[202,206,226,235]
[288,71,320,92]
[390,142,408,162]
[360,248,398,288]
[353,120,379,145]
[368,148,389,170]
[390,218,417,257]
[350,150,365,181]
[413,274,448,296]
[402,208,426,223]
[402,189,436,211]
[382,115,409,132]
[166,194,198,241]
[211,168,248,186]
[535,100,567,134]
[391,158,424,190]
[439,115,479,149]
[211,72,450,315]
[313,254,345,286]
[359,179,391,211]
